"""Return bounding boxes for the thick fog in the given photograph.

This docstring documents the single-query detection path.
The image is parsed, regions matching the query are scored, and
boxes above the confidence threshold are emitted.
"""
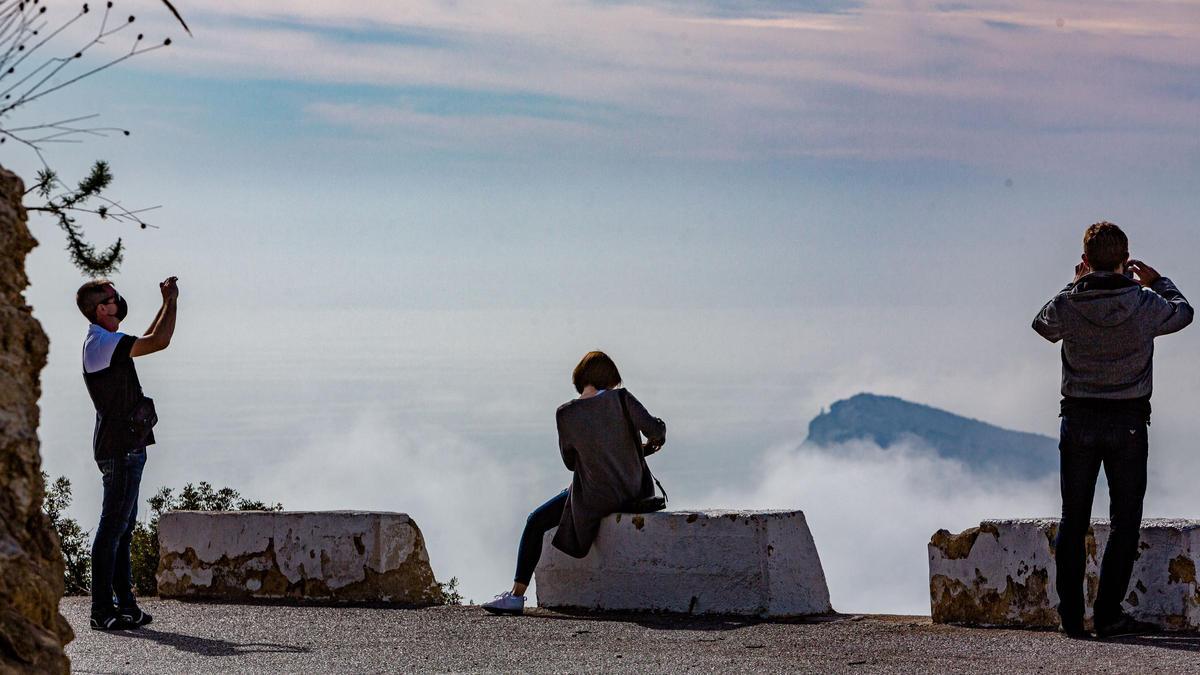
[31,301,1200,611]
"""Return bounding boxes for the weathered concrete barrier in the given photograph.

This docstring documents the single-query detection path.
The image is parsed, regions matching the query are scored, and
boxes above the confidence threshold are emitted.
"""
[157,511,443,605]
[535,510,832,617]
[929,518,1200,631]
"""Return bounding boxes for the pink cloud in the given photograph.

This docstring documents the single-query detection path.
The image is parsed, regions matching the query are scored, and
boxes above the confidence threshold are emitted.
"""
[61,0,1200,165]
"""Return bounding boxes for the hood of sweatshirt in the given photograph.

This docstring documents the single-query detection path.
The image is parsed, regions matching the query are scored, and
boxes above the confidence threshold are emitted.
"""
[1066,272,1142,327]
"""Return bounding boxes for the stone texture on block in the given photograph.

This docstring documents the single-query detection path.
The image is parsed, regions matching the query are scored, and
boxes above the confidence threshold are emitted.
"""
[0,165,73,674]
[536,510,832,617]
[157,511,444,605]
[929,518,1200,631]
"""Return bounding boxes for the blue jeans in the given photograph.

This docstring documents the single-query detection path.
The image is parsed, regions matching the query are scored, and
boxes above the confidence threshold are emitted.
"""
[91,448,147,616]
[514,489,568,586]
[1055,415,1148,626]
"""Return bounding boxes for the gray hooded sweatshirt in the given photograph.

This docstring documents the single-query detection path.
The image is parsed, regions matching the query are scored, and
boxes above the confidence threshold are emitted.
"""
[1033,272,1192,413]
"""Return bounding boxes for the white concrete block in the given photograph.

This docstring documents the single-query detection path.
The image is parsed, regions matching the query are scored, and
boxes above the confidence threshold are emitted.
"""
[929,518,1200,631]
[157,511,443,605]
[535,510,832,617]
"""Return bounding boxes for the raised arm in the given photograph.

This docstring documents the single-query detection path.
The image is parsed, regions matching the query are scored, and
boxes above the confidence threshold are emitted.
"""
[1032,293,1066,343]
[1032,258,1089,341]
[1146,277,1194,335]
[131,277,179,357]
[1033,265,1085,343]
[144,293,169,337]
[1128,261,1194,336]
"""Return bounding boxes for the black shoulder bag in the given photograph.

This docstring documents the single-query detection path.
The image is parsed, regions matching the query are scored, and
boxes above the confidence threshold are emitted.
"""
[127,395,158,446]
[618,389,668,513]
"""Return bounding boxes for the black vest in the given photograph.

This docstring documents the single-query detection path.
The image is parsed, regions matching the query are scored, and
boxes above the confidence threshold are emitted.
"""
[83,334,155,459]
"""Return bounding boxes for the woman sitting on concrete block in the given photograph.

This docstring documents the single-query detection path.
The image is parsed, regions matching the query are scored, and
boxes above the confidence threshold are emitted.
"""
[483,350,667,615]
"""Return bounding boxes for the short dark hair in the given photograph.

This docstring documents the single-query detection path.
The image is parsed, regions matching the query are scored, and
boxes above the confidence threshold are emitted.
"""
[572,351,622,394]
[76,279,114,323]
[1083,221,1129,272]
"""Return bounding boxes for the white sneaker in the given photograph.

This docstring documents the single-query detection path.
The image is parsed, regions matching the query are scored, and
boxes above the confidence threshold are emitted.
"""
[482,591,525,615]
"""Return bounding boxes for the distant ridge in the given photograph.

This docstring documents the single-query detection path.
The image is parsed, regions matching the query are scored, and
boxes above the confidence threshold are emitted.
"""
[806,393,1056,478]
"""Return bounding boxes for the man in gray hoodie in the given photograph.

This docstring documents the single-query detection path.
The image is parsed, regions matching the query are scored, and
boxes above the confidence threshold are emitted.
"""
[1033,221,1192,639]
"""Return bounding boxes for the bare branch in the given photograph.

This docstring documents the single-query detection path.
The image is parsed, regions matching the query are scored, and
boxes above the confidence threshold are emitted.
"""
[160,0,190,36]
[0,6,86,85]
[0,1,188,276]
[22,159,152,276]
[0,1,179,152]
[4,38,170,115]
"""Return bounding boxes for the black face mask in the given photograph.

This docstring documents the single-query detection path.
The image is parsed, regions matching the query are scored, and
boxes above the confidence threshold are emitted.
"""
[113,291,129,321]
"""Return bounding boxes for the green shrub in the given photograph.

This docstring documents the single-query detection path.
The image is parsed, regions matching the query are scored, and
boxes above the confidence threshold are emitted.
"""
[438,577,465,606]
[41,473,91,595]
[43,476,281,597]
[130,482,284,596]
[45,477,461,605]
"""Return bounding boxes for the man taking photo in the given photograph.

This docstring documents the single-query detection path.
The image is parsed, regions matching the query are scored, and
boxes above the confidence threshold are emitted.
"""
[1033,222,1192,639]
[77,276,179,630]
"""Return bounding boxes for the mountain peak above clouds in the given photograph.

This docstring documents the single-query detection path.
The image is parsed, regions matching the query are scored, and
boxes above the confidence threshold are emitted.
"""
[806,393,1056,478]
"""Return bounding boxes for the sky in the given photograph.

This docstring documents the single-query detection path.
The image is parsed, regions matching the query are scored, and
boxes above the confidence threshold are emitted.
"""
[5,0,1200,612]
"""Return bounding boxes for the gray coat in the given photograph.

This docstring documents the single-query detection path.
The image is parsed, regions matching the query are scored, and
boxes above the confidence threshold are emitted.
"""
[1033,272,1193,399]
[552,389,666,558]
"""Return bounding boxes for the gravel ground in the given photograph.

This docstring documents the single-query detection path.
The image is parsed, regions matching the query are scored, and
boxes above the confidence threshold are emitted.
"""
[62,598,1200,674]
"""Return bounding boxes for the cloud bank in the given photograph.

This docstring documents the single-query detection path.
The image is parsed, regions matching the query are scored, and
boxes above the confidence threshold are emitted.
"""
[697,428,1200,615]
[244,409,539,606]
[699,439,1060,614]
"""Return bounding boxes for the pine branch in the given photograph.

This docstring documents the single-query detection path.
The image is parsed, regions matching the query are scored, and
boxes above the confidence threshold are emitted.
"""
[56,207,124,276]
[0,1,189,275]
[26,159,160,277]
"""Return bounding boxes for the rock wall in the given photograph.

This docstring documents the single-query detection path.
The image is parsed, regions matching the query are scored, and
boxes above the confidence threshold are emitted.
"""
[536,510,833,617]
[0,165,72,673]
[157,511,445,605]
[929,518,1200,631]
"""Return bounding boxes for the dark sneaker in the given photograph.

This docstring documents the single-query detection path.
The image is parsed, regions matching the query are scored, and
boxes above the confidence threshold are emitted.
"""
[1061,621,1091,639]
[119,606,153,627]
[1095,613,1159,639]
[90,613,139,631]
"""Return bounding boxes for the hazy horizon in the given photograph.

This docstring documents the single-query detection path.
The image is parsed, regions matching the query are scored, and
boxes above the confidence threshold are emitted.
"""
[9,0,1199,614]
[28,303,1200,612]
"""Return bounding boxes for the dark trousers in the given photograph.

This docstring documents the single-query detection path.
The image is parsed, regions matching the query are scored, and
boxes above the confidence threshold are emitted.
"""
[91,448,147,616]
[514,489,568,586]
[1055,415,1148,626]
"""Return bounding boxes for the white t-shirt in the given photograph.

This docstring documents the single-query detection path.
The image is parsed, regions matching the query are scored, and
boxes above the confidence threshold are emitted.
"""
[82,323,130,374]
